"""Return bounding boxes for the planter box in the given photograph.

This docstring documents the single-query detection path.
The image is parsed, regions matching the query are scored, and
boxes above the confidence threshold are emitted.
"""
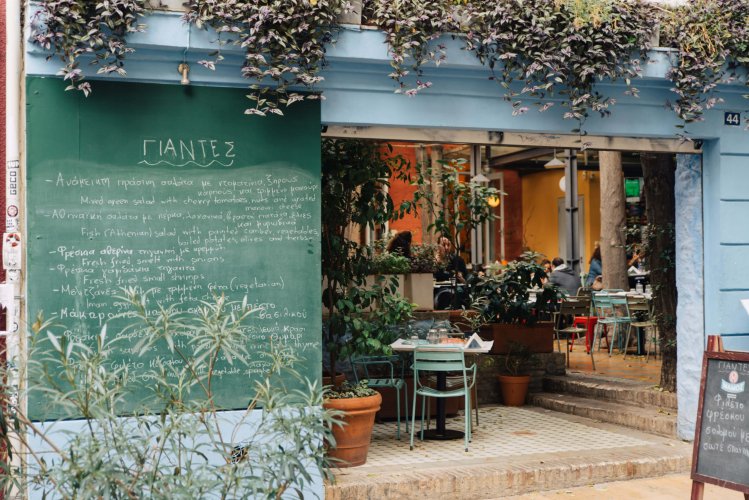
[404,273,434,310]
[479,322,554,354]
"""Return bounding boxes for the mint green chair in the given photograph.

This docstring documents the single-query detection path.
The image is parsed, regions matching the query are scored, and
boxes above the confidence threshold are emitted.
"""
[410,347,476,452]
[351,355,409,439]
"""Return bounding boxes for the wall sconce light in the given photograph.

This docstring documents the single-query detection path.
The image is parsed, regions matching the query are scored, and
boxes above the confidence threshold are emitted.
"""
[486,195,501,208]
[178,63,190,85]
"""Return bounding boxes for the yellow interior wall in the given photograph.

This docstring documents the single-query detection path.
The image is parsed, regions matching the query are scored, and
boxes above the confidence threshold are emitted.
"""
[521,170,600,264]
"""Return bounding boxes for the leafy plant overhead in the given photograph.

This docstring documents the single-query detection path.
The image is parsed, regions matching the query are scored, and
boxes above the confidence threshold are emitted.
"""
[463,0,657,127]
[184,0,348,116]
[659,0,749,127]
[33,0,147,96]
[31,0,749,129]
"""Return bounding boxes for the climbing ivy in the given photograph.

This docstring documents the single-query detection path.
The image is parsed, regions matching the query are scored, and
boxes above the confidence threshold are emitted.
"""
[32,0,147,96]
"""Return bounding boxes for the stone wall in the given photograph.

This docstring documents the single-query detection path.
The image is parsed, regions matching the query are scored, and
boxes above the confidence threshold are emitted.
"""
[476,352,566,405]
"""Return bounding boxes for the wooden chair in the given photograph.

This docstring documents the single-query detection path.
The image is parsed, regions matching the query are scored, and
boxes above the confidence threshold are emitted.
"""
[627,296,658,361]
[554,296,594,369]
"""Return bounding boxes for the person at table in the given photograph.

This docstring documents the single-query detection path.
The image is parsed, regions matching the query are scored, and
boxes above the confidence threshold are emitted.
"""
[627,244,645,270]
[585,243,602,288]
[386,230,412,259]
[549,257,578,296]
[434,236,467,284]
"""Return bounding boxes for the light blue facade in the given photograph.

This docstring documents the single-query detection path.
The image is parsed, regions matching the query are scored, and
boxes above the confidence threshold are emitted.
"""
[25,8,749,440]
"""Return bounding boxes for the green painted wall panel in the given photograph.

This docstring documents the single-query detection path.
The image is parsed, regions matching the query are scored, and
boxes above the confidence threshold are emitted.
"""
[26,78,321,420]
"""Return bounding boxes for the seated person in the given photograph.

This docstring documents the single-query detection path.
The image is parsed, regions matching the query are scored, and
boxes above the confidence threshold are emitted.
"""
[549,257,579,296]
[434,237,467,284]
[386,230,412,259]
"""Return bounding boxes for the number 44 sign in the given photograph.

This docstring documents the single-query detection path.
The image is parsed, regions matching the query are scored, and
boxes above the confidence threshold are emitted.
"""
[724,111,741,126]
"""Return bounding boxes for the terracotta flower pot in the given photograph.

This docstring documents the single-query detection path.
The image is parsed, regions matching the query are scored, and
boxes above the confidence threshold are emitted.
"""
[323,392,382,467]
[322,373,347,387]
[497,374,530,407]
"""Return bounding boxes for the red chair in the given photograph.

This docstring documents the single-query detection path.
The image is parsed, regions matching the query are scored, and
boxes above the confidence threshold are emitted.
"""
[572,316,598,353]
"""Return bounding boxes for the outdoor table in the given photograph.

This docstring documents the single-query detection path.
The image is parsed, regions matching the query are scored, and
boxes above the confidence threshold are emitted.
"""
[390,338,493,440]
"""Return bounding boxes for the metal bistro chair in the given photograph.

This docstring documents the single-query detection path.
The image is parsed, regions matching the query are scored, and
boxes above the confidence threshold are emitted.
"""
[410,347,476,452]
[425,325,480,428]
[553,296,594,369]
[627,296,659,361]
[605,295,633,356]
[352,354,409,439]
[592,292,613,352]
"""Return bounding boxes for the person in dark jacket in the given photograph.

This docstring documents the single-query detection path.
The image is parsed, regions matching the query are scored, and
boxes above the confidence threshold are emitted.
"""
[549,257,579,296]
[585,244,602,287]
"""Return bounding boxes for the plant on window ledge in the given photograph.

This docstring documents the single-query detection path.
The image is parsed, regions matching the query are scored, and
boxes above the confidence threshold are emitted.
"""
[463,0,657,131]
[658,0,749,129]
[32,0,147,96]
[184,0,349,116]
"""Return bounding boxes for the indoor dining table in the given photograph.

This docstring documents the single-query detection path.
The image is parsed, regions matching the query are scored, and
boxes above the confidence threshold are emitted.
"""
[390,337,494,440]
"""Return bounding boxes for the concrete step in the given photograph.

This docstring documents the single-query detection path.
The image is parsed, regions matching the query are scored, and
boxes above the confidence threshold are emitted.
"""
[543,373,677,410]
[529,392,677,438]
[327,407,691,499]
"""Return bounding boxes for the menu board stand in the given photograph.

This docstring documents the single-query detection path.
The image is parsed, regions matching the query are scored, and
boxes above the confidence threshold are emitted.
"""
[691,335,749,500]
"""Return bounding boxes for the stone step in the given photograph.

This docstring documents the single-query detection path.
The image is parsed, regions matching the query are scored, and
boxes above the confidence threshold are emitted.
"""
[543,373,677,410]
[327,406,691,499]
[529,392,677,438]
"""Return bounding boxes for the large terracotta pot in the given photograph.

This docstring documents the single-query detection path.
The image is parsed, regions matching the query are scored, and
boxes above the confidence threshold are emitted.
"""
[323,392,382,467]
[479,322,554,354]
[497,375,531,406]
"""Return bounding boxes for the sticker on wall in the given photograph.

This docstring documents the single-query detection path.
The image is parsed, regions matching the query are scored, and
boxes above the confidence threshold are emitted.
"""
[3,233,22,270]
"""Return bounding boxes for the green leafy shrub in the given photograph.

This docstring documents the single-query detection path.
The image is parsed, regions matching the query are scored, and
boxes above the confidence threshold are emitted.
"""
[369,252,411,275]
[1,290,339,499]
[410,243,442,273]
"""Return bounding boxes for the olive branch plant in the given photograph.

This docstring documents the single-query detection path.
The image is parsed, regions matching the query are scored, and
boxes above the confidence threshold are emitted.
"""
[0,289,341,499]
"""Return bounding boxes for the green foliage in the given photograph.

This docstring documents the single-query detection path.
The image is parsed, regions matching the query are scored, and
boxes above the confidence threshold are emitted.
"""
[411,157,500,253]
[1,291,339,499]
[33,0,147,95]
[504,341,532,376]
[468,251,559,326]
[658,0,749,128]
[464,0,657,128]
[321,139,412,385]
[369,252,411,275]
[325,379,379,399]
[184,0,348,116]
[409,243,442,273]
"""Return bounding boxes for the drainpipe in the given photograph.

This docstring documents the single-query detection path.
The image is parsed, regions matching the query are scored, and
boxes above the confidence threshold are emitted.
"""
[5,0,22,468]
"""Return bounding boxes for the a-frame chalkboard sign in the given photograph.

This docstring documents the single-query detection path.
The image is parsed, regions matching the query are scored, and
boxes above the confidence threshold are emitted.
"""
[691,335,749,499]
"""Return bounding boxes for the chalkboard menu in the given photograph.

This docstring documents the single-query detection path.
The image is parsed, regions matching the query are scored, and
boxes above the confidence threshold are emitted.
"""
[691,350,749,493]
[26,78,322,420]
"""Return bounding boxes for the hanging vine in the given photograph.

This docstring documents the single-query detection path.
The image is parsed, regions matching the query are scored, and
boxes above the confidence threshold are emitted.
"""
[660,0,749,128]
[463,0,656,130]
[32,0,147,96]
[184,0,348,116]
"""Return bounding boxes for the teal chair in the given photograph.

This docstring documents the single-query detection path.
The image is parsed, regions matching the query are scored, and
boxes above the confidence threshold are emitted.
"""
[410,347,476,452]
[351,355,409,439]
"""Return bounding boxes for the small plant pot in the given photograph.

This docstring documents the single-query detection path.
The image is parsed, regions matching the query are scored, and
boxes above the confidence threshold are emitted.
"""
[323,373,347,388]
[497,374,530,407]
[324,392,382,467]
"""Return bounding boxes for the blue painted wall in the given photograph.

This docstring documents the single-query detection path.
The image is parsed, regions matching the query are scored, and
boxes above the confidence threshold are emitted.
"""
[25,6,749,438]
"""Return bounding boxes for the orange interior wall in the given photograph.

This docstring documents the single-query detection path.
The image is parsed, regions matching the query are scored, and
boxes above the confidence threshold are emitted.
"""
[521,170,600,263]
[385,144,423,244]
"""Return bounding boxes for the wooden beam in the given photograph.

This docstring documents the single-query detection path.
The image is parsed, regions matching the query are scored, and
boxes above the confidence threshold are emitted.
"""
[489,148,554,167]
[322,126,702,153]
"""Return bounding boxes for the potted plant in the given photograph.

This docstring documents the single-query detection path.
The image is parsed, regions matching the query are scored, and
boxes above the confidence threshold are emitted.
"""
[323,380,382,467]
[366,250,410,299]
[468,251,560,354]
[497,341,533,406]
[321,138,411,467]
[404,243,442,309]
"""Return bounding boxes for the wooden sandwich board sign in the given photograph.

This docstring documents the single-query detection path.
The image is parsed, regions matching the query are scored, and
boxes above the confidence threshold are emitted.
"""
[690,335,749,500]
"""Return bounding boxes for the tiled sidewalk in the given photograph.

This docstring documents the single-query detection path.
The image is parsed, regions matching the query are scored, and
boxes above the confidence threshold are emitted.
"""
[366,406,650,467]
[328,406,692,499]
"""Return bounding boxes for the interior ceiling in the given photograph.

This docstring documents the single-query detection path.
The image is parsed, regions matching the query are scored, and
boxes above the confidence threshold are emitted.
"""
[443,144,645,177]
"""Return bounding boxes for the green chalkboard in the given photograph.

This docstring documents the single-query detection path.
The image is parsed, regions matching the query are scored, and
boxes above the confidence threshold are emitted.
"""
[26,78,322,420]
